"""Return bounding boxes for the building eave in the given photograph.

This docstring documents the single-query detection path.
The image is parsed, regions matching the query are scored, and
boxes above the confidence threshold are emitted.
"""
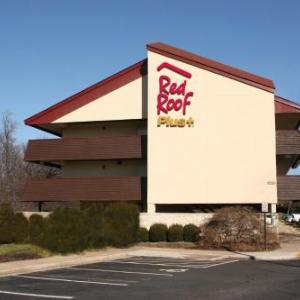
[147,42,275,93]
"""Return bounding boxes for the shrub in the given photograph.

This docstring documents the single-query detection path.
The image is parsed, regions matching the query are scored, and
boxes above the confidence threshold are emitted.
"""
[104,203,139,247]
[43,208,88,254]
[28,214,47,246]
[198,207,264,250]
[168,224,183,242]
[149,223,168,242]
[83,204,105,249]
[13,213,29,243]
[137,227,149,242]
[183,224,199,242]
[0,203,16,244]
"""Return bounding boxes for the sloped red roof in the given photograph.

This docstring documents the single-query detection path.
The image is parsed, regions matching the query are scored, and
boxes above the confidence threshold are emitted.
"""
[275,96,300,113]
[147,42,275,92]
[25,59,147,125]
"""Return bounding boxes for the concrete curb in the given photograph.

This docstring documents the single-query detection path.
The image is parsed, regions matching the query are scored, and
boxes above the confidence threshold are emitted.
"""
[0,249,132,278]
[0,245,298,278]
[242,252,300,261]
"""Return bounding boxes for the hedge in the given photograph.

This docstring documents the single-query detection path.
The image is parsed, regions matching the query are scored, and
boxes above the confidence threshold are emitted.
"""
[28,214,47,246]
[0,203,202,254]
[0,204,30,244]
[137,227,149,242]
[183,224,198,242]
[0,203,20,244]
[149,223,168,242]
[104,203,139,247]
[43,208,89,254]
[13,213,29,243]
[168,224,183,242]
[83,204,105,249]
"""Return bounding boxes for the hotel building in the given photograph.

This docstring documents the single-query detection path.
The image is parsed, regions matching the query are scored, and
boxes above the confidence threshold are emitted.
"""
[23,43,300,226]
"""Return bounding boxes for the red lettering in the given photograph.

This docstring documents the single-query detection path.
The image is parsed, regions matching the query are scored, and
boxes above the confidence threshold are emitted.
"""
[176,81,186,95]
[157,93,168,115]
[157,66,194,116]
[174,99,183,111]
[169,83,177,94]
[166,98,175,111]
[182,92,193,115]
[157,62,192,79]
[159,75,170,95]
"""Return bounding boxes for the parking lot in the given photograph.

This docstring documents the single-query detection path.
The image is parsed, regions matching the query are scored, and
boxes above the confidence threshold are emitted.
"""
[0,256,299,299]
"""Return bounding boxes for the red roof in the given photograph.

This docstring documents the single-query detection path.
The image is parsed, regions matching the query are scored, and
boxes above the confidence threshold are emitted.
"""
[275,96,300,113]
[147,42,275,92]
[25,59,147,125]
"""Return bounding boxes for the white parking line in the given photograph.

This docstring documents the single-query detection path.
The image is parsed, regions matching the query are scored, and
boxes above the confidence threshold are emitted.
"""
[208,256,229,261]
[0,290,73,299]
[120,259,206,265]
[122,258,217,263]
[110,261,194,267]
[15,275,128,287]
[32,273,138,284]
[71,267,173,277]
[111,261,214,268]
[121,257,225,263]
[202,260,239,269]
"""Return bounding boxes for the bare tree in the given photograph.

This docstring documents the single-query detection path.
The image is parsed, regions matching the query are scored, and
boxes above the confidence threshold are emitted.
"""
[0,111,59,209]
[21,143,59,179]
[0,111,23,205]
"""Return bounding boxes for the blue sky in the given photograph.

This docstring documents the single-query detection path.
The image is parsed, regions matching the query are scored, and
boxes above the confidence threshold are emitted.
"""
[0,0,300,143]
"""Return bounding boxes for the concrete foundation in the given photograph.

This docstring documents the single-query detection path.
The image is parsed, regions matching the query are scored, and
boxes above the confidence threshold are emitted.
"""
[140,213,214,229]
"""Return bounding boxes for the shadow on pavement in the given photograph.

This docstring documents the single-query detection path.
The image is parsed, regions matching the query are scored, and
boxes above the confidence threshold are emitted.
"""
[224,247,300,268]
[222,247,256,260]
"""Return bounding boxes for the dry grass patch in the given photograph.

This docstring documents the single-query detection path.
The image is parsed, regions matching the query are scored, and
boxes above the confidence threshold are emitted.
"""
[0,244,50,263]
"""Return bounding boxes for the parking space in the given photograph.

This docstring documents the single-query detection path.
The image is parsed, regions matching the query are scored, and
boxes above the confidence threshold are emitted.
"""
[0,256,299,299]
[0,256,237,299]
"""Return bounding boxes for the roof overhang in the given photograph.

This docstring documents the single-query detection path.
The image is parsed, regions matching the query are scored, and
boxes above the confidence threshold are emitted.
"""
[147,42,275,93]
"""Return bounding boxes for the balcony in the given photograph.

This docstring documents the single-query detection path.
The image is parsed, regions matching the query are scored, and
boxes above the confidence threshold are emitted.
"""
[25,135,146,165]
[277,176,300,202]
[276,130,300,175]
[23,176,144,202]
[276,130,300,155]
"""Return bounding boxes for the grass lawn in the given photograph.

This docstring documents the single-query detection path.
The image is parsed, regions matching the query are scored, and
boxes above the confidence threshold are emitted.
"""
[0,244,51,263]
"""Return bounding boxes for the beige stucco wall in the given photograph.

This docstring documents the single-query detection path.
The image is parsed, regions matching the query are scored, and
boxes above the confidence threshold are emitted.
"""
[54,76,147,123]
[63,120,147,138]
[61,160,146,177]
[147,51,277,208]
[140,213,213,228]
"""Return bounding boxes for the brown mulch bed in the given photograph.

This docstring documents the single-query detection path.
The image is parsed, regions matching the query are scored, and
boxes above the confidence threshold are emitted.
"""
[197,242,280,252]
[0,252,42,263]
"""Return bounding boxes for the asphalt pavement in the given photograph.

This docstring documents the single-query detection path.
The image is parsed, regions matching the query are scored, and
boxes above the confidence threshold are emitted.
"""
[0,256,299,300]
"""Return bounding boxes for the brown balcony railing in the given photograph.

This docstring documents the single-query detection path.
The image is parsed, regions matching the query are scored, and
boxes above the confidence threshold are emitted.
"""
[277,176,300,201]
[276,130,300,155]
[25,135,146,164]
[23,176,143,202]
